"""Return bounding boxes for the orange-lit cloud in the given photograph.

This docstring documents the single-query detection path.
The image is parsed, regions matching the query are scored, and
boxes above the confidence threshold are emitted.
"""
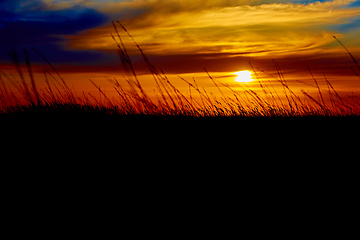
[2,0,359,105]
[67,0,360,58]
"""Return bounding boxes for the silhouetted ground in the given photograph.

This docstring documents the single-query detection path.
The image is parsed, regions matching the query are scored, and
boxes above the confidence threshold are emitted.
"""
[1,105,359,171]
[2,104,359,139]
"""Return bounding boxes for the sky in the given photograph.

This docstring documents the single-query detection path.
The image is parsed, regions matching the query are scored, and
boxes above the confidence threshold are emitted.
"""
[1,0,360,98]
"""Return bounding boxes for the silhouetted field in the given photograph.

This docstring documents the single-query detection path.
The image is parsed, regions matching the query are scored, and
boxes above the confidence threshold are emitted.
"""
[1,22,360,132]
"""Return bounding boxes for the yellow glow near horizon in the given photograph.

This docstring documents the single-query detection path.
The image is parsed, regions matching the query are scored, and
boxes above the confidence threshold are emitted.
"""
[234,70,253,83]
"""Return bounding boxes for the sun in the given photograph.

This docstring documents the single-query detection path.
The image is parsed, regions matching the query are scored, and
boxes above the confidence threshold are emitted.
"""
[234,70,253,83]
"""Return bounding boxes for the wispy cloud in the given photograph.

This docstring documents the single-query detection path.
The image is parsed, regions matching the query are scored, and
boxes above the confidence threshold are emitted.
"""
[0,0,109,62]
[1,0,359,75]
[67,0,360,58]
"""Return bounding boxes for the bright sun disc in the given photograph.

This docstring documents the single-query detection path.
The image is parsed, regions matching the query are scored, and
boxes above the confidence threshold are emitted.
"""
[234,70,253,83]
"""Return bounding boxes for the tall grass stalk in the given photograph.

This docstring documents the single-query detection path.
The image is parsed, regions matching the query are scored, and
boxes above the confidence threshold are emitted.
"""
[333,36,360,72]
[1,24,360,117]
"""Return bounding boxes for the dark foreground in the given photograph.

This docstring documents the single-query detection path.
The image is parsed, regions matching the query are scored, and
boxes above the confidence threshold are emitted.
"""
[2,104,359,141]
[1,105,359,179]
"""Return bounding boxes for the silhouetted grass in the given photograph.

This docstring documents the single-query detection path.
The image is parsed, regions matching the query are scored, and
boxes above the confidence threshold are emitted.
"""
[1,22,360,121]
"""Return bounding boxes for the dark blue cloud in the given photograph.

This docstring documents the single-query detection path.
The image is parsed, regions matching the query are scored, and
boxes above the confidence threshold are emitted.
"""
[329,16,360,33]
[348,0,360,8]
[291,0,331,3]
[292,0,360,7]
[0,0,109,63]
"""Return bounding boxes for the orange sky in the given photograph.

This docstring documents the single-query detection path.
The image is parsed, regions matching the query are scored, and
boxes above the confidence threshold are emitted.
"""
[1,0,360,104]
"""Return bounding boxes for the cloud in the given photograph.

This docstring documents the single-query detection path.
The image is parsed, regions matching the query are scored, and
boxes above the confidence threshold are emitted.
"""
[67,0,360,58]
[80,0,357,16]
[1,0,359,74]
[0,0,109,62]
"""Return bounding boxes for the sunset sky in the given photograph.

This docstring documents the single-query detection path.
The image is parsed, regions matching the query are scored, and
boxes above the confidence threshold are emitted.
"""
[1,0,360,99]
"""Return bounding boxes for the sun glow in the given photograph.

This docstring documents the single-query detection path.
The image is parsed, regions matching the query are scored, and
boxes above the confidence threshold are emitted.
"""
[234,70,253,83]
